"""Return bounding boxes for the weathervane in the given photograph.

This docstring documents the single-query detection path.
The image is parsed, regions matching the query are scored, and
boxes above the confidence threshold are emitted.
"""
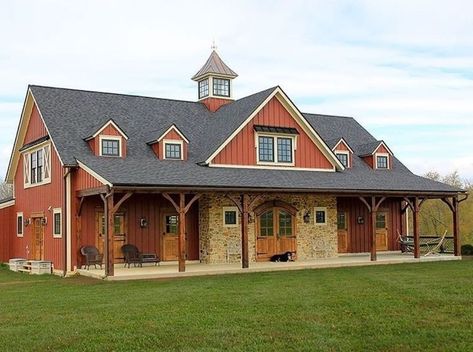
[211,39,217,51]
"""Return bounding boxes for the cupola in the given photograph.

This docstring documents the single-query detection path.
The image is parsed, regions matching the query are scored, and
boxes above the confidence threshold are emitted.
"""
[192,49,238,112]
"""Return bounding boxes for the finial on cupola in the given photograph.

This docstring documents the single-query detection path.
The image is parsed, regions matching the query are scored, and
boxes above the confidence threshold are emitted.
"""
[192,44,238,112]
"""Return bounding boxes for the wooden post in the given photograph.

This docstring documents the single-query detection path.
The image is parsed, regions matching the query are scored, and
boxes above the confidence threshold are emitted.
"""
[178,193,186,272]
[241,194,249,269]
[106,194,115,277]
[453,196,460,256]
[370,196,377,261]
[413,197,420,259]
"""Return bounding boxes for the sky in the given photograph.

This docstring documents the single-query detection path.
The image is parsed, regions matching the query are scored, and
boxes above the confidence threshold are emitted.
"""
[0,0,472,181]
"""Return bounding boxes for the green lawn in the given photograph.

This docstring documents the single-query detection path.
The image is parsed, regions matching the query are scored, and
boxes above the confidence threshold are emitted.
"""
[0,261,472,352]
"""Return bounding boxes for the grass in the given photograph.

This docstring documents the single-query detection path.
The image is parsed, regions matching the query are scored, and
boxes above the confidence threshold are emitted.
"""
[0,261,472,352]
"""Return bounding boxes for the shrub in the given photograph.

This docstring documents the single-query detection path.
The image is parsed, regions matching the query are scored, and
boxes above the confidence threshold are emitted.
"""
[461,244,473,256]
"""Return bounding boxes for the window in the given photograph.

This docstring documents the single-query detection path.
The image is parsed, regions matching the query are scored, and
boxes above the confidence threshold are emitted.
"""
[337,212,347,230]
[53,208,62,238]
[376,155,388,169]
[101,138,120,156]
[376,213,386,229]
[277,138,293,163]
[315,207,327,225]
[223,207,238,227]
[259,210,274,236]
[165,215,178,234]
[278,210,293,236]
[213,78,230,97]
[164,142,182,160]
[23,144,51,188]
[198,79,209,99]
[257,135,295,165]
[114,214,125,235]
[336,152,349,168]
[258,136,274,162]
[16,213,23,237]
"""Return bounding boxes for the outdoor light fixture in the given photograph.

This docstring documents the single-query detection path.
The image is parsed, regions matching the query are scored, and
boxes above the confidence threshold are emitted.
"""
[41,217,47,226]
[140,217,148,228]
[357,216,364,224]
[24,218,30,227]
[303,211,310,223]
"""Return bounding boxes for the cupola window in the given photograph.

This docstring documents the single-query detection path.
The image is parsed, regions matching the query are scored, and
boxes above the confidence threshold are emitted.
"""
[213,78,230,97]
[198,79,209,99]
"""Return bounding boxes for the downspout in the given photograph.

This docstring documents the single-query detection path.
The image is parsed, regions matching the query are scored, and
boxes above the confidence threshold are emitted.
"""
[63,167,72,277]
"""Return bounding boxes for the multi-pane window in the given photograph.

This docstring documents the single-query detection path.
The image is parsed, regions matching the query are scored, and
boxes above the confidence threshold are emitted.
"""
[376,155,388,169]
[213,78,230,97]
[315,208,327,225]
[337,212,347,230]
[278,210,293,236]
[198,79,209,99]
[376,213,386,229]
[101,139,120,156]
[53,209,61,237]
[277,138,292,163]
[336,153,349,168]
[165,143,182,159]
[259,210,274,236]
[258,136,274,162]
[17,213,23,237]
[24,144,51,188]
[30,149,44,183]
[31,151,37,184]
[165,215,178,234]
[223,208,238,227]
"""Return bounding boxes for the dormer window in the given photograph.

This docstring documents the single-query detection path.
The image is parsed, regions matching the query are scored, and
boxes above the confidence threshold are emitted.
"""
[164,141,183,160]
[99,136,122,157]
[198,79,209,99]
[336,152,349,168]
[376,154,389,169]
[213,78,230,97]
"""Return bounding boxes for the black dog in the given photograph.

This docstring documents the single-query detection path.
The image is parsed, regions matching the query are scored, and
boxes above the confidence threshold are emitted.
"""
[270,251,294,262]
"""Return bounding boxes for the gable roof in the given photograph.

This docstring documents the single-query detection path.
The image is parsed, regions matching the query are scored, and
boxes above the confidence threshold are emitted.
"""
[84,119,129,141]
[357,140,393,157]
[192,50,238,81]
[327,137,354,154]
[14,84,462,195]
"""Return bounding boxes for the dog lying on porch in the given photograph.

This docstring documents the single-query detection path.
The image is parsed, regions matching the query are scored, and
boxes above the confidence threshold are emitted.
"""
[270,251,294,262]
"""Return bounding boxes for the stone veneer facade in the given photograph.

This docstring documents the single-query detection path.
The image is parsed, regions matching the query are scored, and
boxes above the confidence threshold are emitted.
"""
[198,192,338,264]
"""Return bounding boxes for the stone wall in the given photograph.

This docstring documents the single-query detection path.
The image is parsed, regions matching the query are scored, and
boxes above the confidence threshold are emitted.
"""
[198,192,338,264]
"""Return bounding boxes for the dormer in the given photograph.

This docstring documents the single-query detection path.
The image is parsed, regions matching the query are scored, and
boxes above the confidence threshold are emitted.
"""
[330,138,354,168]
[147,125,189,161]
[84,119,128,158]
[192,50,238,112]
[358,141,393,170]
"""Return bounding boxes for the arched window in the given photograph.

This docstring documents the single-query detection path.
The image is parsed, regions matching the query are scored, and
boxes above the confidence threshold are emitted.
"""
[259,210,274,236]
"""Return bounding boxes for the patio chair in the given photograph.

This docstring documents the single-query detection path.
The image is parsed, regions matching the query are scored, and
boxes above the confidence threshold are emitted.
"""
[397,230,414,253]
[121,244,160,268]
[424,230,448,256]
[80,245,103,270]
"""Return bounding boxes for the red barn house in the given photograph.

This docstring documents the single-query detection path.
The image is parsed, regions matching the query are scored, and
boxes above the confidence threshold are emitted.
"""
[0,50,466,277]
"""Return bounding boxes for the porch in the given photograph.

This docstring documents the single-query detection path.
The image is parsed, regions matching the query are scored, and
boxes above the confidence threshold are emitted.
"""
[76,251,460,281]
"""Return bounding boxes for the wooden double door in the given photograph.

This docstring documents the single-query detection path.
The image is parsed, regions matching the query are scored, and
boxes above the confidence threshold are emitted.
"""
[256,207,296,261]
[96,212,126,262]
[31,217,44,260]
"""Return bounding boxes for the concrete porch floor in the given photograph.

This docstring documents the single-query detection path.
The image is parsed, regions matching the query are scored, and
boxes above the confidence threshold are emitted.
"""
[76,252,461,281]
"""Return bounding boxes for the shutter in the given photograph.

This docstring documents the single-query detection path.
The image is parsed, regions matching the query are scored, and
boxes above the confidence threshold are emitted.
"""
[43,145,51,180]
[23,153,30,185]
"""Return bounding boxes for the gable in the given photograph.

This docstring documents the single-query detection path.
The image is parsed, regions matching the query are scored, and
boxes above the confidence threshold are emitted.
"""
[24,104,48,145]
[211,96,334,170]
[151,126,189,160]
[87,122,127,158]
[374,143,391,155]
[73,166,106,191]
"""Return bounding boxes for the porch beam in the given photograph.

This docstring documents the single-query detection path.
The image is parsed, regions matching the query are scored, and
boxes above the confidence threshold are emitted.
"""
[162,193,180,212]
[111,192,133,214]
[100,192,115,277]
[413,197,420,258]
[178,193,186,272]
[453,196,461,256]
[76,186,109,198]
[241,194,250,269]
[77,196,85,217]
[358,196,372,212]
[370,196,377,261]
[402,197,414,213]
[441,197,455,212]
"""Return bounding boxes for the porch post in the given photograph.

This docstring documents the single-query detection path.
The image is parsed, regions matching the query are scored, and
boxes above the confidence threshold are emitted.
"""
[106,193,115,277]
[370,196,377,261]
[453,196,460,256]
[241,194,250,269]
[413,197,420,259]
[178,192,186,272]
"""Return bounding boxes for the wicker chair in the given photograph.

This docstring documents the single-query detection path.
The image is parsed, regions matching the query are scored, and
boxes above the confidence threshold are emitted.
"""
[80,245,104,270]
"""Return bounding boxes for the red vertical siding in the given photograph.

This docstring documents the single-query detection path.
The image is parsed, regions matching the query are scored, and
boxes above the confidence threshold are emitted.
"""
[74,167,104,191]
[0,205,14,262]
[363,155,374,168]
[201,97,232,112]
[212,96,333,169]
[337,198,402,253]
[24,104,48,144]
[88,123,127,158]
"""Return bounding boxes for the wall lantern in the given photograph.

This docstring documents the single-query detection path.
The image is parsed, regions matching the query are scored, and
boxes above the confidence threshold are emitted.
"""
[357,216,364,224]
[24,218,31,227]
[303,211,311,224]
[140,217,148,228]
[41,217,47,226]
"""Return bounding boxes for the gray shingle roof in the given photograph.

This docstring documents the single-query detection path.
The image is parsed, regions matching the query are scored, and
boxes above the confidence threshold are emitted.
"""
[29,85,462,194]
[191,50,238,81]
[356,140,386,156]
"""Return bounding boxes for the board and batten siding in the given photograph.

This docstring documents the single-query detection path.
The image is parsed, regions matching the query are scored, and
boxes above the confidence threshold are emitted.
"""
[337,197,402,253]
[88,123,127,157]
[0,204,14,262]
[212,96,333,169]
[23,104,48,144]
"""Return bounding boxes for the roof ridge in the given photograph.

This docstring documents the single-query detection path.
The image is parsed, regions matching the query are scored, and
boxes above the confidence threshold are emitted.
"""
[303,112,355,119]
[29,84,200,105]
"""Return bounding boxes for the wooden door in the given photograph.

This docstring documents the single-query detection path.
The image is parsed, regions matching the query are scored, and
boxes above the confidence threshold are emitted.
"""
[375,211,388,251]
[162,213,179,261]
[96,212,126,262]
[337,211,349,253]
[256,208,296,261]
[31,218,44,260]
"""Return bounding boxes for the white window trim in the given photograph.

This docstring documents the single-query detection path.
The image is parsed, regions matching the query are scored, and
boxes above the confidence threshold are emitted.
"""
[375,153,390,169]
[99,135,122,157]
[163,139,184,160]
[335,151,350,168]
[314,207,327,226]
[255,132,297,166]
[23,142,52,189]
[52,208,62,238]
[223,206,239,227]
[16,212,24,237]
